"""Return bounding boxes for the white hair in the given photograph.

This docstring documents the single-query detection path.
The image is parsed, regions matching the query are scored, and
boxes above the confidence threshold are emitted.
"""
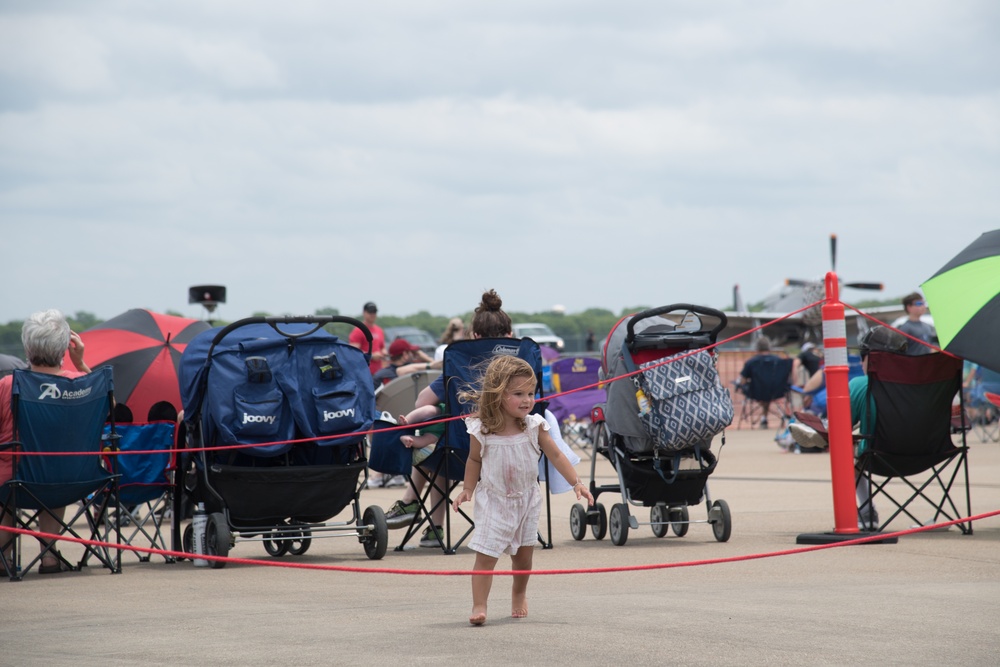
[22,309,71,367]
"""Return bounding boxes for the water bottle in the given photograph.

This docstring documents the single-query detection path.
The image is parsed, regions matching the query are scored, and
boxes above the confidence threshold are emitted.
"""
[635,388,651,417]
[192,502,209,567]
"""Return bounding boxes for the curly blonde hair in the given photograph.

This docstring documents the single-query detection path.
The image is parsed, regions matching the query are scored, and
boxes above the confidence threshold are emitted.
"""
[459,355,536,435]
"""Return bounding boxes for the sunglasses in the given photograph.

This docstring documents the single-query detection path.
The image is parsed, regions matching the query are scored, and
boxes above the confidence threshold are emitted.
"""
[912,300,926,307]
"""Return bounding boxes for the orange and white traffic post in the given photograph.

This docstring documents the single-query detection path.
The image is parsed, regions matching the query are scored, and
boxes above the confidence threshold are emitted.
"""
[796,271,896,544]
[820,272,858,534]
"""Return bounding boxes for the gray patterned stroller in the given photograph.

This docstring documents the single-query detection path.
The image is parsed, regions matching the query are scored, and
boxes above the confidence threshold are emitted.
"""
[570,304,734,546]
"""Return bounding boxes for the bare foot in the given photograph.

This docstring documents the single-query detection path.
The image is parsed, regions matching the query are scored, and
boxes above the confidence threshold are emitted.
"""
[511,594,528,618]
[469,605,487,626]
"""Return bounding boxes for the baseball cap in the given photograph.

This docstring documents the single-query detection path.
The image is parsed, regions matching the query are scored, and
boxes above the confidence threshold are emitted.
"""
[363,302,378,314]
[801,343,816,353]
[389,338,420,357]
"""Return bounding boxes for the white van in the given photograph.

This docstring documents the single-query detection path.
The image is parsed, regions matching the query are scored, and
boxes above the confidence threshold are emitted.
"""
[512,323,564,351]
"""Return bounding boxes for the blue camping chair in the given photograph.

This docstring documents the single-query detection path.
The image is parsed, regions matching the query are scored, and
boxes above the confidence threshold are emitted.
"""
[370,337,544,554]
[102,401,177,563]
[0,367,121,580]
[735,355,794,429]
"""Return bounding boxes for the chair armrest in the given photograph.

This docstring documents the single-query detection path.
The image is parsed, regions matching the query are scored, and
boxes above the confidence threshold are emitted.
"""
[0,439,21,453]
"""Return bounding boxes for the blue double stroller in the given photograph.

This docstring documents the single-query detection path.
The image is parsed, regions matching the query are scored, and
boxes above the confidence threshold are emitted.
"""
[172,316,388,566]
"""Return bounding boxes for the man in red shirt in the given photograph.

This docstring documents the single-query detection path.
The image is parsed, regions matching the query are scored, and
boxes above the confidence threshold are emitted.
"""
[349,301,387,375]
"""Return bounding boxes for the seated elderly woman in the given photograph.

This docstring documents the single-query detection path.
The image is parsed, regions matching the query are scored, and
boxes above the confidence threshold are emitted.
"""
[1,309,90,574]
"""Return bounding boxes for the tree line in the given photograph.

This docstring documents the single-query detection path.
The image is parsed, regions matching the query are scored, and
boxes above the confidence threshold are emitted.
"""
[0,307,639,357]
[0,295,905,358]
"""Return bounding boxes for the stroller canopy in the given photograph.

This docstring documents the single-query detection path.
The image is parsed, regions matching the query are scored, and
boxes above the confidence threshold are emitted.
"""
[180,321,375,455]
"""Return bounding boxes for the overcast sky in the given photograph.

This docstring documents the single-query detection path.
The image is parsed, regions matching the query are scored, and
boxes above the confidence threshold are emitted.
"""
[2,1,998,325]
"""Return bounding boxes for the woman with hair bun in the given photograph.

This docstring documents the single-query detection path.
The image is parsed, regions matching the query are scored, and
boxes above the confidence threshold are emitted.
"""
[383,289,516,547]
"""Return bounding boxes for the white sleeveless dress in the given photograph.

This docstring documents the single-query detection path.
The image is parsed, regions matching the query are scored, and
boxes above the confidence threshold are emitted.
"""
[465,414,546,558]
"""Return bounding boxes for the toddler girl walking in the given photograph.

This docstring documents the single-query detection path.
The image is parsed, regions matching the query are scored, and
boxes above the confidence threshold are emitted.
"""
[452,354,593,626]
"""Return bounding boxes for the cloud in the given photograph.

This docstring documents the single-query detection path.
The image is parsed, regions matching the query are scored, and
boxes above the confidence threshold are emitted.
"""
[1,1,998,326]
[0,15,114,95]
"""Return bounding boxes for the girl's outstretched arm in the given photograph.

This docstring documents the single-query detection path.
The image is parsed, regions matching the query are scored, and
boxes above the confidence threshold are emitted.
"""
[538,429,593,505]
[453,434,483,511]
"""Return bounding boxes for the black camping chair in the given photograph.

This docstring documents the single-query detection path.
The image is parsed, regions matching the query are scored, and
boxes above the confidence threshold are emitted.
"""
[735,355,793,429]
[856,351,972,534]
[0,367,121,580]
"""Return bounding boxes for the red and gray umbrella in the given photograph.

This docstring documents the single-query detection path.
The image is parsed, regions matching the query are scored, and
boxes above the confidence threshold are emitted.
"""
[921,229,1000,373]
[66,309,211,421]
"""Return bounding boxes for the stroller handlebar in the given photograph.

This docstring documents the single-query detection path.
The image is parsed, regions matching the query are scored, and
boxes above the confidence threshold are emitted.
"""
[208,316,374,363]
[625,304,728,346]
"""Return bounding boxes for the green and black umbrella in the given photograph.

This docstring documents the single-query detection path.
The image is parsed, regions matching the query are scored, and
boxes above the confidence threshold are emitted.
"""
[921,229,1000,372]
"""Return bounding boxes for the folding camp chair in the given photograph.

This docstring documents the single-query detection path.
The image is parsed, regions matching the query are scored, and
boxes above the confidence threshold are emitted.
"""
[735,355,793,429]
[980,392,1000,443]
[374,370,441,420]
[547,356,606,460]
[964,365,1000,442]
[0,367,121,580]
[103,401,177,563]
[370,338,545,554]
[856,351,972,534]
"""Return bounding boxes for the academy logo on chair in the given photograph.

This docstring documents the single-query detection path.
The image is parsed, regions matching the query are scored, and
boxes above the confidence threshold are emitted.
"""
[37,383,93,401]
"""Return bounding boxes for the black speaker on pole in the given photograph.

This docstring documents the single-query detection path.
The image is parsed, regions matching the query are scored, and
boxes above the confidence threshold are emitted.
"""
[189,285,227,314]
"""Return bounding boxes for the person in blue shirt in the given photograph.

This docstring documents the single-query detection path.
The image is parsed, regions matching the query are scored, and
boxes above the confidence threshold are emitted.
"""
[896,292,937,355]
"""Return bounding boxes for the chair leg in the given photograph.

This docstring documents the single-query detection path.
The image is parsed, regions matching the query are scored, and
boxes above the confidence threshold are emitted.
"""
[1,512,18,580]
[859,450,972,535]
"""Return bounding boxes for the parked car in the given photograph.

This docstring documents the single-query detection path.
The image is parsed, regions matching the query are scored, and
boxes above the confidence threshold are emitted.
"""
[382,326,437,355]
[512,323,565,351]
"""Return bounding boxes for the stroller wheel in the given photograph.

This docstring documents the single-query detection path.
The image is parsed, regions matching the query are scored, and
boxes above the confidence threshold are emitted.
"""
[362,505,388,560]
[287,523,312,556]
[264,531,290,557]
[590,503,608,541]
[609,503,629,546]
[650,505,668,538]
[205,512,231,568]
[569,504,587,541]
[670,506,690,537]
[710,499,732,542]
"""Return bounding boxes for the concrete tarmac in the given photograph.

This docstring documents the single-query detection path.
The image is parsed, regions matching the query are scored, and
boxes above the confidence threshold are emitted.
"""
[4,427,1000,666]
